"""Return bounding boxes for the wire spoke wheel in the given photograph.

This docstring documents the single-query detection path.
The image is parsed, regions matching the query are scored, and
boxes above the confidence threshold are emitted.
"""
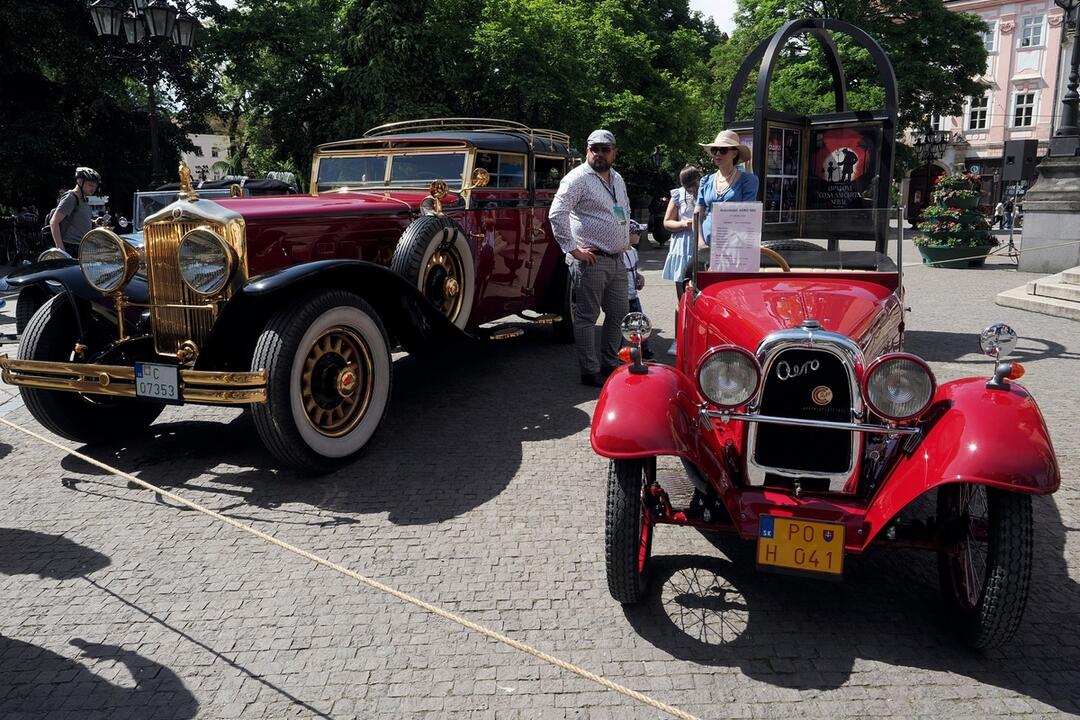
[300,327,374,438]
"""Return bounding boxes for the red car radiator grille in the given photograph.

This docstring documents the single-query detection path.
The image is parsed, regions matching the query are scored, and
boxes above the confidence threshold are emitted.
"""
[143,221,218,357]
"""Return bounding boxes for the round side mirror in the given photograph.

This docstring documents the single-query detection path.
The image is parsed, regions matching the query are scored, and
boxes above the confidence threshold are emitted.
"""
[979,323,1017,359]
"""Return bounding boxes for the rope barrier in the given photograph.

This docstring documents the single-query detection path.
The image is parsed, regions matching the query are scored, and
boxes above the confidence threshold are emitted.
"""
[0,417,702,720]
[902,236,1080,268]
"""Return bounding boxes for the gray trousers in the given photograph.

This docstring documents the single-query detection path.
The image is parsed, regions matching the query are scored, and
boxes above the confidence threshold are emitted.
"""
[568,255,629,374]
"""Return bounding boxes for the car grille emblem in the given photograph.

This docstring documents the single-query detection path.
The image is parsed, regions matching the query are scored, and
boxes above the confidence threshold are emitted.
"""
[811,385,833,405]
[775,358,820,381]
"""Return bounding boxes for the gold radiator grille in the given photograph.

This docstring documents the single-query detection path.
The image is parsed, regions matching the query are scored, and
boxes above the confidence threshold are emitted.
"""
[144,221,219,356]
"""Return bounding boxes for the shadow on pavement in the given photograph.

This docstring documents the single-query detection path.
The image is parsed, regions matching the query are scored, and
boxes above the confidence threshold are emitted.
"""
[60,329,592,526]
[0,527,110,579]
[624,495,1079,714]
[0,636,199,719]
[905,330,1080,365]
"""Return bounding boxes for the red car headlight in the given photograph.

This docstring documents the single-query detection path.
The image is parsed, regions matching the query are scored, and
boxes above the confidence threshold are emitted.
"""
[696,346,761,408]
[863,353,936,421]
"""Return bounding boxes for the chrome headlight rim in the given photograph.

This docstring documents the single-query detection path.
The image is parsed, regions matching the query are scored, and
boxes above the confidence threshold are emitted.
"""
[620,311,652,345]
[695,345,762,409]
[79,228,140,293]
[177,226,235,296]
[862,352,936,422]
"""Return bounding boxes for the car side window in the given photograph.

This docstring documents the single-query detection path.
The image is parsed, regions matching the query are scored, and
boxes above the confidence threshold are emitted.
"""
[534,156,566,190]
[475,152,526,189]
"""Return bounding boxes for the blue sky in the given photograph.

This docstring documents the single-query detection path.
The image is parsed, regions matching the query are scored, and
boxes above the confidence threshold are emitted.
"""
[689,0,738,33]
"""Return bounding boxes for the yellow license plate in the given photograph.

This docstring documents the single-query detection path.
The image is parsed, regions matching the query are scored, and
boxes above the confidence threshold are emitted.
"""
[757,516,844,576]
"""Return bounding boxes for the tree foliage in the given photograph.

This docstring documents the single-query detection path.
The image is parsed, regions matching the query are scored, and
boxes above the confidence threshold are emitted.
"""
[712,0,989,168]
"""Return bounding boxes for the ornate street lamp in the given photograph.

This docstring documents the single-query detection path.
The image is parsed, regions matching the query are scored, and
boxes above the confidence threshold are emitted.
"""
[88,1,200,187]
[1051,0,1080,155]
[909,125,950,223]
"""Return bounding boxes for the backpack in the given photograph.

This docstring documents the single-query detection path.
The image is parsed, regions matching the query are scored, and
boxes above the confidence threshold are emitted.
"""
[41,191,79,244]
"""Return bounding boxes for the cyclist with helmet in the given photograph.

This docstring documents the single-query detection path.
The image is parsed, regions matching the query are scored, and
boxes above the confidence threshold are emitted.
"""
[48,167,100,256]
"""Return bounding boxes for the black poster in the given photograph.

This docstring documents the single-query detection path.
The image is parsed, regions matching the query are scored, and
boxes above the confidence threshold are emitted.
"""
[806,125,882,237]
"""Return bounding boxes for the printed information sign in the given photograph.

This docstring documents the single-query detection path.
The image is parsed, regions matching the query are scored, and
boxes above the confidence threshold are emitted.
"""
[709,201,763,272]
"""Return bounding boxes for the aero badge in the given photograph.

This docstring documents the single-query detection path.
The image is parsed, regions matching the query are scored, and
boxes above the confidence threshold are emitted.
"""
[823,529,835,542]
[811,385,833,405]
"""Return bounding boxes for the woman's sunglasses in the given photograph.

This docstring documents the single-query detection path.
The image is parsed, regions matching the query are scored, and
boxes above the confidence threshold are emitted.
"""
[710,147,733,156]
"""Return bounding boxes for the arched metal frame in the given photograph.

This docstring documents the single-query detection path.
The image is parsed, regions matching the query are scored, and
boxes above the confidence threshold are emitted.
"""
[723,18,899,252]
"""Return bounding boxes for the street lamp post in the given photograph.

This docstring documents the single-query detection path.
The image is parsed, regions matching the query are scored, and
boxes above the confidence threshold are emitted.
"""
[87,0,199,187]
[1051,0,1080,156]
[910,125,949,223]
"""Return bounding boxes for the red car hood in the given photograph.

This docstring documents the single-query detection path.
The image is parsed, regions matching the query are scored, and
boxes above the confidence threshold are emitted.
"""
[210,191,436,220]
[695,276,898,351]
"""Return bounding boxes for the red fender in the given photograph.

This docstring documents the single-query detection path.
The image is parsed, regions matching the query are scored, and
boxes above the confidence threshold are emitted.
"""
[591,364,736,493]
[863,377,1060,543]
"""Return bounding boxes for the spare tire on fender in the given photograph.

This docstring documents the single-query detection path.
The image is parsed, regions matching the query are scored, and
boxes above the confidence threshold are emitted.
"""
[390,215,475,330]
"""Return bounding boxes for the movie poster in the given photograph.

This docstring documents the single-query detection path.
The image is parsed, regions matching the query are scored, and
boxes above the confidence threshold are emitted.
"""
[806,125,882,237]
[763,126,801,224]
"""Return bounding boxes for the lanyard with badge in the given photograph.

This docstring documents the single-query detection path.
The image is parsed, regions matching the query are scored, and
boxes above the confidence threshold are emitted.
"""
[596,176,627,226]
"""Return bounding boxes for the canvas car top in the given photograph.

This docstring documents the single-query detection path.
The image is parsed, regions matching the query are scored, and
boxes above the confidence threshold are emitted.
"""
[316,131,571,157]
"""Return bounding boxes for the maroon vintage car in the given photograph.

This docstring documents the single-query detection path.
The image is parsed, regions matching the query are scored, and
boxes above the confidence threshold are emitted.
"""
[1,118,575,471]
[594,241,1060,649]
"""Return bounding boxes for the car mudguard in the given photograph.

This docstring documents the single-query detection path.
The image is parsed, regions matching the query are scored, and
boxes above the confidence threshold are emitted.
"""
[863,376,1060,544]
[198,259,468,368]
[591,364,737,495]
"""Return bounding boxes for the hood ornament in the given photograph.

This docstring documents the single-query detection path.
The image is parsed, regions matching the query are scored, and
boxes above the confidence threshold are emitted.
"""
[178,160,198,202]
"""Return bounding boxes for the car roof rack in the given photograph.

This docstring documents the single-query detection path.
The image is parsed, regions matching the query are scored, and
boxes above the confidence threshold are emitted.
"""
[362,117,571,148]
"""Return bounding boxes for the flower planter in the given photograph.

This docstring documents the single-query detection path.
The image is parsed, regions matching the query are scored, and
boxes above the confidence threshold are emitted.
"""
[917,244,994,269]
[945,195,980,210]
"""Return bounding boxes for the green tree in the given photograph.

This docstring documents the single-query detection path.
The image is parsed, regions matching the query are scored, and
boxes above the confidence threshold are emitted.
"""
[712,0,988,175]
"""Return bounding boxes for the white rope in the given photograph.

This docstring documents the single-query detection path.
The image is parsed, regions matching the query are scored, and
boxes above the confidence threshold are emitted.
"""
[0,417,702,720]
[902,236,1080,268]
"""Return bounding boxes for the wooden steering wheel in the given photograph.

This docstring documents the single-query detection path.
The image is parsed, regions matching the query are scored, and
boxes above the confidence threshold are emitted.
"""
[761,246,791,272]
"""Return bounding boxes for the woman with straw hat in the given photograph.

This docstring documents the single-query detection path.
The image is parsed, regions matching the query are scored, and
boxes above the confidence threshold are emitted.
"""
[696,129,759,250]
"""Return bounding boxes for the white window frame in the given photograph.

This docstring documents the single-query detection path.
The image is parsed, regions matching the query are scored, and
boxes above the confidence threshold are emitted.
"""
[967,94,990,131]
[1011,91,1036,127]
[982,19,997,53]
[929,113,948,132]
[1018,15,1044,48]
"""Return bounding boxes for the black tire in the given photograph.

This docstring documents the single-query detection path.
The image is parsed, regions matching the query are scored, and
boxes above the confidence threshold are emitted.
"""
[937,484,1033,649]
[390,215,475,330]
[251,289,392,474]
[606,458,654,604]
[762,239,824,252]
[18,294,164,443]
[551,264,574,344]
[15,287,48,334]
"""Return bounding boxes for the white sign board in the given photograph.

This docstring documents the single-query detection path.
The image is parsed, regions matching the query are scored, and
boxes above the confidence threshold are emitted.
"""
[709,201,763,272]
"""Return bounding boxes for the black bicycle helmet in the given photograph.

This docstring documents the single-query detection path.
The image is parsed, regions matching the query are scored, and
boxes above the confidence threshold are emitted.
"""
[75,166,101,183]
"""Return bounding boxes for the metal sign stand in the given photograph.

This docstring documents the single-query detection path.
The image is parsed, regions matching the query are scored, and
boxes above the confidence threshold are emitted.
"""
[1005,180,1020,264]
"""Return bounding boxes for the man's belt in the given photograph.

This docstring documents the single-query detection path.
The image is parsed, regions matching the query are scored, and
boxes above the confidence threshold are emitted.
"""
[585,248,625,257]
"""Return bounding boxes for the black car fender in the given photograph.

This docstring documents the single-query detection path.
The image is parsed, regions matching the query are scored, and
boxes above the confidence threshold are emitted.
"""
[197,259,469,369]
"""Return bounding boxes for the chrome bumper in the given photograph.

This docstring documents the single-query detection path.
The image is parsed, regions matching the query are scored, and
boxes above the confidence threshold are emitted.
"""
[0,356,267,405]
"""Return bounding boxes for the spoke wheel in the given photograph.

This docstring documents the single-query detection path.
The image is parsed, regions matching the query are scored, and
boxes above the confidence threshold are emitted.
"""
[300,327,374,438]
[937,483,1032,649]
[422,248,466,323]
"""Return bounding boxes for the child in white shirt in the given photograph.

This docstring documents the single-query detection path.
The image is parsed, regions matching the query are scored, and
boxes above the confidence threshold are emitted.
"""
[623,221,654,359]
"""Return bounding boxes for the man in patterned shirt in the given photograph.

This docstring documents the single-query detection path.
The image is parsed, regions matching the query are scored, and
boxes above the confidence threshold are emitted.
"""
[549,129,632,387]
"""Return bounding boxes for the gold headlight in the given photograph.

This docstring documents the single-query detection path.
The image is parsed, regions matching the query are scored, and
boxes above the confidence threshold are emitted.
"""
[79,228,140,293]
[177,227,235,296]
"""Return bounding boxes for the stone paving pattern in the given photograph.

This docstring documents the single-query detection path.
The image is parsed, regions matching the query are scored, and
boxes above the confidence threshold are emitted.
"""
[0,232,1077,719]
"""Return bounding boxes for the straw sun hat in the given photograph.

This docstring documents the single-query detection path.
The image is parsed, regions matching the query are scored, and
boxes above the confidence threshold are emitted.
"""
[700,129,751,163]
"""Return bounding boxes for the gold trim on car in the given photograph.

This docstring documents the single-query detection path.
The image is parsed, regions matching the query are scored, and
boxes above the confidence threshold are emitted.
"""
[0,356,267,405]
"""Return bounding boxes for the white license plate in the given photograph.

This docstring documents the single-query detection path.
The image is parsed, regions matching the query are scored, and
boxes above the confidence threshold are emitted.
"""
[135,363,181,404]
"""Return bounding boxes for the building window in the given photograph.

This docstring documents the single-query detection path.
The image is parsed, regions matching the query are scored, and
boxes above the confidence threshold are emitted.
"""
[929,114,948,132]
[211,147,220,158]
[1012,92,1035,127]
[1019,15,1044,48]
[982,20,997,52]
[967,95,989,130]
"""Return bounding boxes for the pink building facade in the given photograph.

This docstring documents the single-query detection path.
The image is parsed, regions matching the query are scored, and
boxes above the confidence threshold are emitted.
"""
[905,0,1071,216]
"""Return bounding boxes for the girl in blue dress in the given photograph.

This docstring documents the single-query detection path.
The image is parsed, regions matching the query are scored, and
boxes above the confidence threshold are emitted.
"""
[696,129,759,248]
[660,165,702,299]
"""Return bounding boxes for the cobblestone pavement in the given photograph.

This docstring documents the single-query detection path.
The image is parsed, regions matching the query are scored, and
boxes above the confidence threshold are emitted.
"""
[0,233,1077,719]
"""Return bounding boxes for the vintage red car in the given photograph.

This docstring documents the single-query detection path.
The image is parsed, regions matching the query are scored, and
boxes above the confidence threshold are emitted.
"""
[593,243,1060,649]
[1,118,575,471]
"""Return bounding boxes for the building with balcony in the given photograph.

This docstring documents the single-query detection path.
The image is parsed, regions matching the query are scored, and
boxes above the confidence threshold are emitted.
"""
[905,0,1071,220]
[181,133,230,182]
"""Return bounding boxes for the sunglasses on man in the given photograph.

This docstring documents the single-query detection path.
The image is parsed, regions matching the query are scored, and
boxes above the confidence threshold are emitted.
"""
[709,147,733,156]
[589,145,613,154]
